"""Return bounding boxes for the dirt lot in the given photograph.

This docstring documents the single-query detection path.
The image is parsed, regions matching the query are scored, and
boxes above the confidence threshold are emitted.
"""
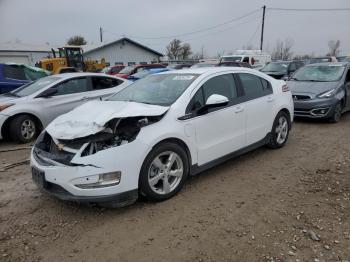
[0,115,350,262]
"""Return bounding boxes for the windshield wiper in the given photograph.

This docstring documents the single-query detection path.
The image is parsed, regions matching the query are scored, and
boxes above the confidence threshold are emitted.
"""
[289,77,299,81]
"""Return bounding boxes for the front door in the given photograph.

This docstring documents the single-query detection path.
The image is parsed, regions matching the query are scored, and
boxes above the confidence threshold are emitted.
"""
[187,73,246,166]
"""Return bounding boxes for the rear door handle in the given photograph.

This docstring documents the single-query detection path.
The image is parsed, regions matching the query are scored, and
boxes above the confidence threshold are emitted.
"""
[234,105,244,113]
[267,96,274,103]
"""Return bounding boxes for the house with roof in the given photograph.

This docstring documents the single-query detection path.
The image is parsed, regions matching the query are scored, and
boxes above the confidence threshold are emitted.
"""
[82,37,164,66]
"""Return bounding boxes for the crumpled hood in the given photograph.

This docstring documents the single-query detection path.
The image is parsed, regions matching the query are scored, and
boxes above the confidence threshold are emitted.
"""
[46,100,169,140]
[286,80,340,95]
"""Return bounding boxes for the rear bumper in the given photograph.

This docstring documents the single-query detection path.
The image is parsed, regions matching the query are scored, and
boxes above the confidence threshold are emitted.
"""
[293,97,339,119]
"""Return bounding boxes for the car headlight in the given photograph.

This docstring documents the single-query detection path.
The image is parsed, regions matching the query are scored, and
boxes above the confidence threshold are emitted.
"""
[0,104,14,112]
[318,89,336,98]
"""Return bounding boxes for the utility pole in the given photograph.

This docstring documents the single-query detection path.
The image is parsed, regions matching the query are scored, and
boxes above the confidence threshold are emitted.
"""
[100,27,103,43]
[260,5,266,51]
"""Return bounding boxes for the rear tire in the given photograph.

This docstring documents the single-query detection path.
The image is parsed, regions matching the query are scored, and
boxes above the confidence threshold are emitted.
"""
[139,142,189,201]
[329,102,342,123]
[268,111,290,149]
[9,115,38,143]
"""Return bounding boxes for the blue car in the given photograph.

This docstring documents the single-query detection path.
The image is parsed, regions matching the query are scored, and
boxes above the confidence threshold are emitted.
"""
[127,68,171,82]
[0,63,50,94]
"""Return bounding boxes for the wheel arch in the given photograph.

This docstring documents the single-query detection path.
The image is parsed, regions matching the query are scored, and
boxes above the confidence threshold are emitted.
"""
[1,113,43,139]
[151,137,193,168]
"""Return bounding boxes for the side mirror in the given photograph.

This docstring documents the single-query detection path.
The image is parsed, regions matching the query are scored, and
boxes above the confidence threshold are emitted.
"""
[37,88,57,98]
[205,94,229,107]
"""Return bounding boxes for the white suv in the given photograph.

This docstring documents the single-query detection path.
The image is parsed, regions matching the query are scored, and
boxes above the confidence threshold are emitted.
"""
[31,67,293,207]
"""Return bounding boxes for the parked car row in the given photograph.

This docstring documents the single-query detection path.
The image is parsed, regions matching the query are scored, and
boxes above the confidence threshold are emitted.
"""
[0,57,348,208]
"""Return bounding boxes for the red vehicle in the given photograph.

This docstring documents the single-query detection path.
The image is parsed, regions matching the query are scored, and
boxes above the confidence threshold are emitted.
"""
[101,65,125,75]
[116,64,165,79]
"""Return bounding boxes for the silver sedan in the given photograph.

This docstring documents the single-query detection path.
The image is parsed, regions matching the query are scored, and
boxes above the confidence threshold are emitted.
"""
[0,73,131,143]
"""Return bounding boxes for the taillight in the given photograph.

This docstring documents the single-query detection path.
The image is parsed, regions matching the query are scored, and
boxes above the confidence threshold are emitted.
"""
[282,84,289,92]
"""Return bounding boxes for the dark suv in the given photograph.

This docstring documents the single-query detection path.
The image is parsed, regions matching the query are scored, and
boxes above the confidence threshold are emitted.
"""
[261,61,304,80]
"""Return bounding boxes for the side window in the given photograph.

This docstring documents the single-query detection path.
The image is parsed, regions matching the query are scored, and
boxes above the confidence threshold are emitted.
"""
[54,77,90,96]
[289,63,297,72]
[188,74,237,113]
[260,78,273,95]
[238,73,266,100]
[3,65,26,80]
[91,77,123,90]
[345,69,350,84]
[242,57,249,63]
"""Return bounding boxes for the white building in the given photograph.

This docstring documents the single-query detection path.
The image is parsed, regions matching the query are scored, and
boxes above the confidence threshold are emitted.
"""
[82,37,163,66]
[0,43,53,66]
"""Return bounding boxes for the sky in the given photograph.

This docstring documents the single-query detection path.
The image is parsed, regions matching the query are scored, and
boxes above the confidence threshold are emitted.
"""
[0,0,349,57]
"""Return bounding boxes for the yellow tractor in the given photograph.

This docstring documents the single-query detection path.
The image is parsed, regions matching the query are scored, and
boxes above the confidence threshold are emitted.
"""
[38,46,106,74]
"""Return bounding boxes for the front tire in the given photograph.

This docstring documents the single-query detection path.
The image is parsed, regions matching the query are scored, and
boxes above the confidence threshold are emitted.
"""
[139,142,189,201]
[329,102,342,123]
[268,111,290,149]
[9,115,38,143]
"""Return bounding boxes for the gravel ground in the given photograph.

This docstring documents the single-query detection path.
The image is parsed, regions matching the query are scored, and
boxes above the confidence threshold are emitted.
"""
[0,115,350,262]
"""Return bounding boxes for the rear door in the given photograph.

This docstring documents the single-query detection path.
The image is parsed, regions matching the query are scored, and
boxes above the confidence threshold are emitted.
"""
[87,76,125,100]
[35,76,92,125]
[236,73,274,145]
[186,73,246,165]
[344,66,350,109]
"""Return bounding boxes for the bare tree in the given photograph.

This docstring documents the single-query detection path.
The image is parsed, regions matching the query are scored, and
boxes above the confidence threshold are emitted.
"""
[271,38,294,60]
[328,40,341,56]
[67,35,87,46]
[166,39,182,60]
[180,43,192,60]
[242,44,255,50]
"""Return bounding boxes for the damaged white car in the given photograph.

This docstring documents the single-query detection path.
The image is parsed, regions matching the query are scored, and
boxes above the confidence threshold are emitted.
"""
[31,67,293,207]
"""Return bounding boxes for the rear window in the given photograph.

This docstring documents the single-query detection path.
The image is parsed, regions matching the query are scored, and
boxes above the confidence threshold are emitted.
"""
[91,77,123,90]
[3,65,26,80]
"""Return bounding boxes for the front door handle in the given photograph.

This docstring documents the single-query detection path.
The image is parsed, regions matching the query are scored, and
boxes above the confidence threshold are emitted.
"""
[234,106,244,113]
[81,97,90,101]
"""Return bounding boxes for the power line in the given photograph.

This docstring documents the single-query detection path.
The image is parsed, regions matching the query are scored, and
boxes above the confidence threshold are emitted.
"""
[103,8,261,40]
[267,7,350,11]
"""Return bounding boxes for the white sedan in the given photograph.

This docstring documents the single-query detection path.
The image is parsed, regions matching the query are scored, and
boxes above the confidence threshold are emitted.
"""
[0,73,130,143]
[31,67,293,207]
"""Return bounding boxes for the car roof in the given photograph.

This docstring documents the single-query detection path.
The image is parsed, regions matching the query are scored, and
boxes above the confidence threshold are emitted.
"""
[53,72,122,79]
[158,67,256,76]
[305,62,348,67]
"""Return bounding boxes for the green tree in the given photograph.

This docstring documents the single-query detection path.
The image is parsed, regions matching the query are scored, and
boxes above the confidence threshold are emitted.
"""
[67,35,87,46]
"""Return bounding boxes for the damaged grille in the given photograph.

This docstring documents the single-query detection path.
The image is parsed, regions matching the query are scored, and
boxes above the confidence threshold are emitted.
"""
[34,132,75,166]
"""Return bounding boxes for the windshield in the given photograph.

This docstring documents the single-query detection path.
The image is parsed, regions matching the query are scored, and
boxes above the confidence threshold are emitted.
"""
[261,62,289,73]
[221,56,242,62]
[291,65,345,82]
[12,76,60,97]
[119,66,135,74]
[108,73,199,106]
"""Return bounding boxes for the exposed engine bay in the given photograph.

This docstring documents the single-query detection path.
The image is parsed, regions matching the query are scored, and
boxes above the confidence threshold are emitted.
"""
[34,115,164,165]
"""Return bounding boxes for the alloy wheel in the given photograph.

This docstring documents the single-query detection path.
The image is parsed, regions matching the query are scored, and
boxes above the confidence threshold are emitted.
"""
[275,116,288,145]
[148,151,184,195]
[21,119,36,140]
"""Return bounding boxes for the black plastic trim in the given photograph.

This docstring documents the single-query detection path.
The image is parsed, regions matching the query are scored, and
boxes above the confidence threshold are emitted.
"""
[190,133,271,176]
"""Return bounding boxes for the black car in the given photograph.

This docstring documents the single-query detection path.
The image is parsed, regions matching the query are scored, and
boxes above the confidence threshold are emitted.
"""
[260,61,304,80]
[287,62,350,122]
